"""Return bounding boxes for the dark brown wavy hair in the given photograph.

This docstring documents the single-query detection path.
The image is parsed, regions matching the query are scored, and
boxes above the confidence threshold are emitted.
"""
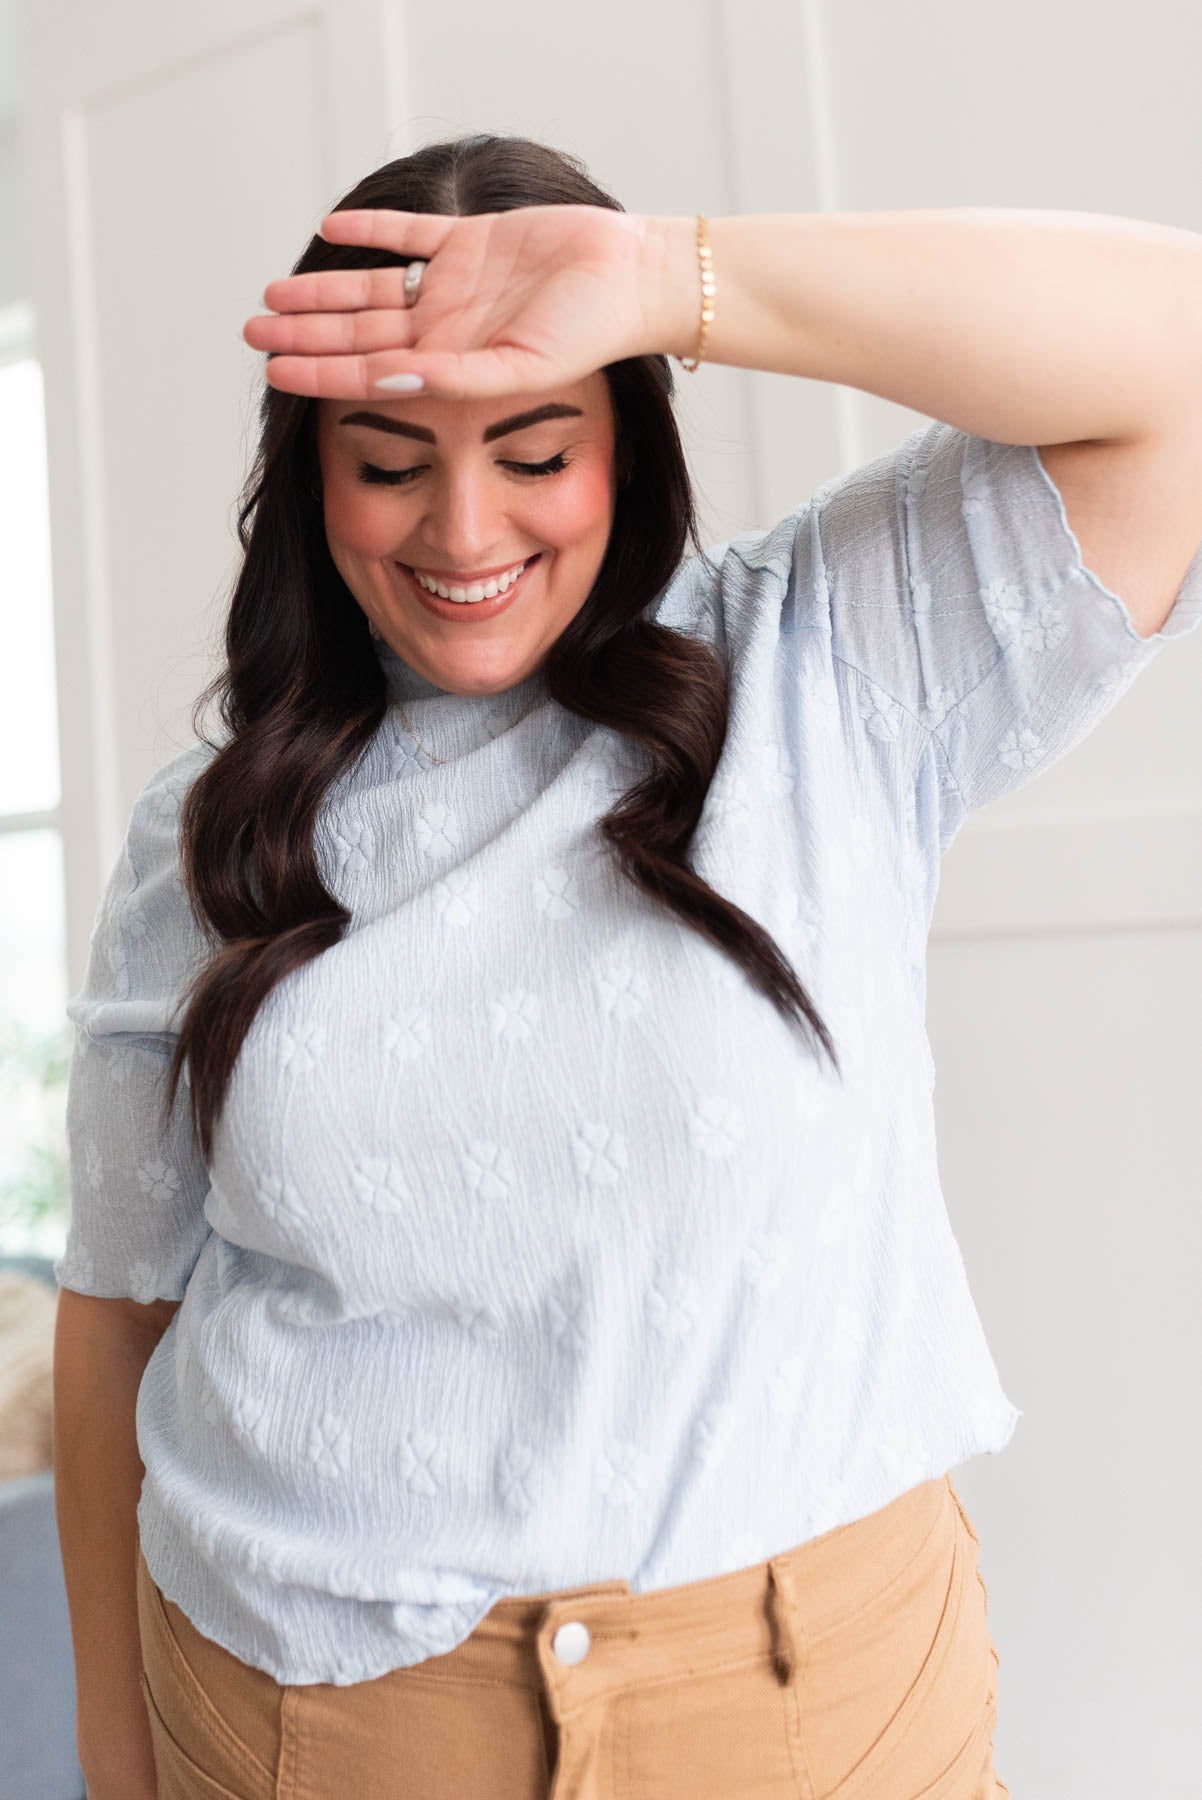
[163,131,839,1160]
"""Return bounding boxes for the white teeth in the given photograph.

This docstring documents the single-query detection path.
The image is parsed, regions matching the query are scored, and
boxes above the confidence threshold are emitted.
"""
[412,558,529,603]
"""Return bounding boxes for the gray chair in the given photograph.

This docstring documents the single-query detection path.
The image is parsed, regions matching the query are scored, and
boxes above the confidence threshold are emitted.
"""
[0,1254,86,1800]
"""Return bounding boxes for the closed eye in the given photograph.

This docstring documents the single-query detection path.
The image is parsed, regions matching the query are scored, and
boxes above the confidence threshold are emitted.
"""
[356,452,572,486]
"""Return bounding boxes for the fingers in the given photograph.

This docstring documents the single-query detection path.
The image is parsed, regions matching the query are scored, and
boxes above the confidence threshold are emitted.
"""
[261,210,463,311]
[317,209,459,261]
[261,353,381,397]
[263,345,559,402]
[243,308,418,355]
[260,266,422,314]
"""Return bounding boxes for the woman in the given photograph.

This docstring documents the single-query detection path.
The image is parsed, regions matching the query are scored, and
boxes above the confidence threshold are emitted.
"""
[52,132,1202,1798]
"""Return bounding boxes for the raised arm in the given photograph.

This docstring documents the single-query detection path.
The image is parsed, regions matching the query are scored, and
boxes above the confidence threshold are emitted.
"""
[645,207,1202,638]
[247,199,1202,641]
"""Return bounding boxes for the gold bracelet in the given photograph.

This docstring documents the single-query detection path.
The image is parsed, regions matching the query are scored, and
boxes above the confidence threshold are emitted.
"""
[678,214,715,373]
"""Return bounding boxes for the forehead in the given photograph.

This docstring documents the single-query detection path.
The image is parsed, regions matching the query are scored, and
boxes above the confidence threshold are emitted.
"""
[319,369,613,443]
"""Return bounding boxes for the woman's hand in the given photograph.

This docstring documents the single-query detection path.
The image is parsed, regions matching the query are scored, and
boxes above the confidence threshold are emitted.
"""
[242,205,695,401]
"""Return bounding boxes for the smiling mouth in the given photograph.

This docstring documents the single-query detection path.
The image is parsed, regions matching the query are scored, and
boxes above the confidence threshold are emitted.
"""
[392,552,542,620]
[398,554,540,601]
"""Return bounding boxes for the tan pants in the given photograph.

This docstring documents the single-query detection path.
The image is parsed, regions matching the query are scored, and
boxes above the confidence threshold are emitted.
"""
[136,1471,1008,1798]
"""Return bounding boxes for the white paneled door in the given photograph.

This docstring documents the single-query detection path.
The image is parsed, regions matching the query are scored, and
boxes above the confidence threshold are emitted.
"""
[24,0,407,991]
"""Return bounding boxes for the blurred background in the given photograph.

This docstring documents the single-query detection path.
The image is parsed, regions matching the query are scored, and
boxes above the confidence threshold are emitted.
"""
[2,1,1200,1795]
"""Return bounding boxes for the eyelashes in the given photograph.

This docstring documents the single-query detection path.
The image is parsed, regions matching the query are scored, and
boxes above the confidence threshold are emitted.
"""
[355,452,572,486]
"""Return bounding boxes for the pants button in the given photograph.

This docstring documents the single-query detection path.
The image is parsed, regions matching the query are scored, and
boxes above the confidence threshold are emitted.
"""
[551,1620,591,1665]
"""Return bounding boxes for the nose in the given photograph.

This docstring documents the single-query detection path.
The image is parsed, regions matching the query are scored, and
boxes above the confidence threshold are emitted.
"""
[412,463,515,574]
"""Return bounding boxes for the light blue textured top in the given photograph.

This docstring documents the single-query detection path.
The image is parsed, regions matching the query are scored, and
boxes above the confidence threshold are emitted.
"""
[55,422,1202,1685]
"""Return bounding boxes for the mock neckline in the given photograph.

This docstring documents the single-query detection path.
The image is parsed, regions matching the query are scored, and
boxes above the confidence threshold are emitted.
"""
[372,634,548,711]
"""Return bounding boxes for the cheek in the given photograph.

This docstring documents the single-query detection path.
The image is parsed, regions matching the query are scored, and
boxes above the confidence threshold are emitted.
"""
[323,484,400,557]
[528,461,614,548]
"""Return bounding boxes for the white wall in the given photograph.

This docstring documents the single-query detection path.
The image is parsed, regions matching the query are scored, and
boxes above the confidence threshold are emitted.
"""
[19,1,1202,1791]
[0,0,25,314]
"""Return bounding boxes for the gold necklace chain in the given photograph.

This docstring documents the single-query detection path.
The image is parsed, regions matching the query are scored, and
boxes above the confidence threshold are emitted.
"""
[396,696,539,765]
[396,701,447,766]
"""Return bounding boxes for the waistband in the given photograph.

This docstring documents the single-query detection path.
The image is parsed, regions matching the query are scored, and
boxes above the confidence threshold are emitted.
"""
[414,1474,956,1719]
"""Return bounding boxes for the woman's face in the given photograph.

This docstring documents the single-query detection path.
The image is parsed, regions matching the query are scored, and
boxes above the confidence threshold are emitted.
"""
[315,369,619,697]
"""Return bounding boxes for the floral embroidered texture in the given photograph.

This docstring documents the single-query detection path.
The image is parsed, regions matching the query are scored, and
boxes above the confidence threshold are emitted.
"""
[53,421,1201,1685]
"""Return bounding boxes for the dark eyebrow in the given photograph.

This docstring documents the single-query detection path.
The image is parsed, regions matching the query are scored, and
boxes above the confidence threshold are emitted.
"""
[337,402,585,445]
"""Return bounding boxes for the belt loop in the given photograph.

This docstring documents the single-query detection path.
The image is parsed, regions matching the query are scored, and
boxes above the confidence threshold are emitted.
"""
[765,1559,803,1686]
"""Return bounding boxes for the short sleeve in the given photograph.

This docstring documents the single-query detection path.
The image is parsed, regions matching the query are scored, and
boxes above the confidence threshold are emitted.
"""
[53,744,219,1304]
[808,420,1202,855]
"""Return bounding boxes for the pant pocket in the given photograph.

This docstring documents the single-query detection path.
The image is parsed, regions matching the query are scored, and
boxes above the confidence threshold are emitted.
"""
[135,1544,279,1800]
[908,1688,1000,1800]
[140,1669,254,1800]
[795,1482,996,1800]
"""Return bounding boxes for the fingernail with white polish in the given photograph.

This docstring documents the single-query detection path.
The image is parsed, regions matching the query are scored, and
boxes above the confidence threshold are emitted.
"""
[375,374,425,392]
